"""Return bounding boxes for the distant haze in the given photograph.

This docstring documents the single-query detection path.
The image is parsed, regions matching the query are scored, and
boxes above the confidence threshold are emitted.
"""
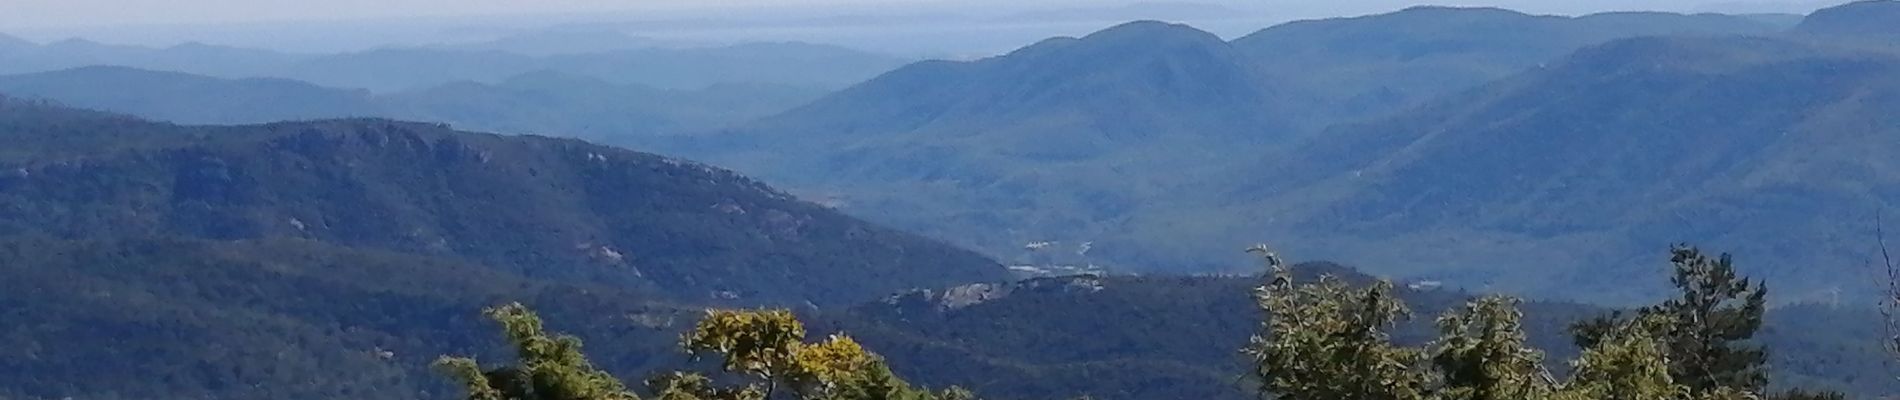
[0,0,1849,55]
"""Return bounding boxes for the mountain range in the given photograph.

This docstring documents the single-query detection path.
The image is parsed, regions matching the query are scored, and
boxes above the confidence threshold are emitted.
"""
[7,4,1892,302]
[0,96,1003,306]
[1207,33,1900,300]
[0,66,825,144]
[0,36,908,92]
[5,3,1900,399]
[658,5,1834,285]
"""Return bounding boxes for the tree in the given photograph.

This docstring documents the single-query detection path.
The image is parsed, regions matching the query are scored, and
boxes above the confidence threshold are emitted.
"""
[1431,296,1554,400]
[440,304,968,400]
[1245,244,1778,400]
[1572,245,1768,394]
[1243,245,1431,400]
[434,302,643,400]
[673,309,955,400]
[1557,315,1689,400]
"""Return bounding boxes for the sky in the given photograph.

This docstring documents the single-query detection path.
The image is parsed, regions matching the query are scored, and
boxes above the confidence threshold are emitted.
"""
[0,0,1843,28]
[0,0,1846,55]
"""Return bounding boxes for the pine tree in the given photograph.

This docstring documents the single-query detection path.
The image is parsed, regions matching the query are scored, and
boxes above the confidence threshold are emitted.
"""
[1431,296,1554,400]
[434,302,643,400]
[441,304,967,400]
[1572,245,1768,394]
[1243,245,1431,400]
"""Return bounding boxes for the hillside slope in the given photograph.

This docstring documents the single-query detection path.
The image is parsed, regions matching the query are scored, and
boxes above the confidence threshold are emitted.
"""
[0,100,1006,305]
[672,21,1311,266]
[1234,7,1782,117]
[0,67,821,144]
[1197,35,1900,301]
[0,66,381,124]
[0,236,690,400]
[830,264,1894,399]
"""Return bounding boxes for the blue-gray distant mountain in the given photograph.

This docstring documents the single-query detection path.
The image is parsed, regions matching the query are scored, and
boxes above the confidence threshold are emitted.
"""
[1203,34,1900,302]
[1232,6,1783,117]
[0,34,32,52]
[0,66,822,143]
[0,38,909,91]
[667,9,1797,274]
[675,21,1309,265]
[379,71,826,142]
[0,66,381,124]
[1793,0,1900,42]
[436,29,684,56]
[0,97,1005,305]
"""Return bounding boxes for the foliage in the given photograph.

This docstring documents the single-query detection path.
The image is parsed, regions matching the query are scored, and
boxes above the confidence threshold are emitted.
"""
[444,305,964,400]
[1243,246,1430,400]
[1557,315,1685,400]
[1572,245,1771,395]
[1431,296,1554,400]
[435,303,642,400]
[1241,245,1857,400]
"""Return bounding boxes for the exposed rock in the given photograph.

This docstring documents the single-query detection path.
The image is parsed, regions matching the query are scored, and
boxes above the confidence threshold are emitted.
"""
[884,275,1107,311]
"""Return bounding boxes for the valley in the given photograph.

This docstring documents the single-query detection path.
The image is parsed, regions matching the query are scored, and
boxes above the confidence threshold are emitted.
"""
[2,1,1900,399]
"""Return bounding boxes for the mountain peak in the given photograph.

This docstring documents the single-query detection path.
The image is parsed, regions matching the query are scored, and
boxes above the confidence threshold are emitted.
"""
[1796,0,1900,39]
[1393,5,1532,17]
[0,33,33,50]
[1091,20,1214,37]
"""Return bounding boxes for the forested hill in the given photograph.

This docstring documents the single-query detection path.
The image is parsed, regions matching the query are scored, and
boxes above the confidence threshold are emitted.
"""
[0,97,1006,306]
[823,264,1896,399]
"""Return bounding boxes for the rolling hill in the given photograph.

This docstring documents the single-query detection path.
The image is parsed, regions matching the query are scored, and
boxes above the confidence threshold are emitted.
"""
[0,97,1005,306]
[0,66,822,143]
[668,20,1310,268]
[1195,33,1900,302]
[1233,6,1783,117]
[0,37,908,92]
[1793,0,1900,42]
[827,264,1895,399]
[663,8,1796,274]
[0,66,381,124]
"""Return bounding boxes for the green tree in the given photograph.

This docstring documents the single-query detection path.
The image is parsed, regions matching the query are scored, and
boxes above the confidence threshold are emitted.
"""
[1572,245,1769,394]
[1242,245,1431,400]
[441,305,966,400]
[1557,315,1688,400]
[434,302,643,400]
[1245,245,1781,400]
[1431,296,1554,400]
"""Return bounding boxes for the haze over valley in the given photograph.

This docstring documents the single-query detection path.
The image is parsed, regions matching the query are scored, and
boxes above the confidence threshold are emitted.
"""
[3,1,1900,399]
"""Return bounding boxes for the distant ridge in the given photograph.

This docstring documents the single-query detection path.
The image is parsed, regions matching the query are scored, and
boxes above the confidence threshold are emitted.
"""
[1795,0,1900,41]
[0,102,1008,306]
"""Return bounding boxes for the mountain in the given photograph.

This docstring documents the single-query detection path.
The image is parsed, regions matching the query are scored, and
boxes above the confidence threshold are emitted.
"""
[439,29,682,56]
[245,41,910,92]
[0,39,302,78]
[1207,35,1900,301]
[0,98,1006,305]
[0,39,907,92]
[0,235,691,400]
[0,34,31,53]
[1793,0,1900,42]
[379,71,826,143]
[668,8,1796,275]
[672,21,1311,265]
[1232,6,1784,117]
[0,66,381,124]
[0,67,821,144]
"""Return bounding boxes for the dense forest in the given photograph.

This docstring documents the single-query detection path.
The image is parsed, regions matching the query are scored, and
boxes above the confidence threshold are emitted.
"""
[5,1,1900,399]
[427,245,1878,400]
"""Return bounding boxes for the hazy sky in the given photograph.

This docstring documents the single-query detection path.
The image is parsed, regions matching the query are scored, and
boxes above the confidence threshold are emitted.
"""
[0,0,1844,55]
[0,0,1841,29]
